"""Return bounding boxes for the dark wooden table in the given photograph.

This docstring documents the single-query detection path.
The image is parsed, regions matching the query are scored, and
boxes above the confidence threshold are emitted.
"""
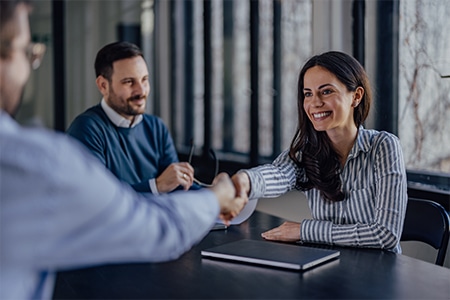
[53,211,450,299]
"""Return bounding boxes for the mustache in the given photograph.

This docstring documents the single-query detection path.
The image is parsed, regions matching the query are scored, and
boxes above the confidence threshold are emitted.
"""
[128,94,147,101]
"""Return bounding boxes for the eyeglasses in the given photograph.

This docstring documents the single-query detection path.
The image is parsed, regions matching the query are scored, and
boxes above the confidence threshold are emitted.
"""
[188,141,219,188]
[26,42,46,70]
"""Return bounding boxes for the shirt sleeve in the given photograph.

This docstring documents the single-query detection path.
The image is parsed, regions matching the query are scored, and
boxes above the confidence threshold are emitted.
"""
[243,150,301,200]
[131,180,154,193]
[241,132,407,253]
[148,178,160,195]
[1,130,219,270]
[301,133,408,252]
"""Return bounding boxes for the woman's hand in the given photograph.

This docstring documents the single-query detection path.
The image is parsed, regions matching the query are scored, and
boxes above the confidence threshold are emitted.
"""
[231,172,251,199]
[261,221,301,242]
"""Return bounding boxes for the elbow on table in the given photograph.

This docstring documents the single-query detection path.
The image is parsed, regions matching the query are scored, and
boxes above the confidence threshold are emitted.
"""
[378,229,401,251]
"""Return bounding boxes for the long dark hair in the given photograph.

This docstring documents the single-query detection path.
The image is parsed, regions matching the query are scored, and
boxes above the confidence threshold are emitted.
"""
[289,51,372,202]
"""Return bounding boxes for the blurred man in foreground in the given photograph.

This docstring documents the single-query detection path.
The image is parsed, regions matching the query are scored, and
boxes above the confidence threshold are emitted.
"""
[0,1,247,299]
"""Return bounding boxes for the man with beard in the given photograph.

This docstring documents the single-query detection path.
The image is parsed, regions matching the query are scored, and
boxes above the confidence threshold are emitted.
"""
[0,1,247,299]
[67,41,192,194]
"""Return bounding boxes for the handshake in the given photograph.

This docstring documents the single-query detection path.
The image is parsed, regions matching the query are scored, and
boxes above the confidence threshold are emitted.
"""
[208,172,251,225]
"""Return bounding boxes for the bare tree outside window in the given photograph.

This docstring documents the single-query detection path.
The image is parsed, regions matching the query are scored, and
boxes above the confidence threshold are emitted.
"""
[399,0,450,173]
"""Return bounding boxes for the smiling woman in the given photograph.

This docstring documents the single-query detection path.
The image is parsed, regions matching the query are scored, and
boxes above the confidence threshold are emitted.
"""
[302,66,363,143]
[290,51,372,202]
[302,67,364,168]
[231,51,408,253]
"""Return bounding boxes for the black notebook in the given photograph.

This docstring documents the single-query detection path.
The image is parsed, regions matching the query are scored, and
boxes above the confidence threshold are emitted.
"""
[201,239,340,271]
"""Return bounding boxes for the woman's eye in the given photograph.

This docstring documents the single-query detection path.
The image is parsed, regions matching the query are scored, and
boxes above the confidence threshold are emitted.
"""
[322,89,332,95]
[304,92,312,97]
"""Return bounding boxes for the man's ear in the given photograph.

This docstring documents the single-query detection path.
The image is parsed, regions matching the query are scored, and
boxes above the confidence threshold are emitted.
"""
[95,76,109,95]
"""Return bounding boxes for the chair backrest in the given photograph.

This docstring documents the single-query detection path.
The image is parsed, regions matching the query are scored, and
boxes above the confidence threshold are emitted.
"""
[401,198,450,266]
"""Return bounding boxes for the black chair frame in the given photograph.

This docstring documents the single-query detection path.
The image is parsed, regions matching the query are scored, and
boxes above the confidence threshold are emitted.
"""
[401,198,450,266]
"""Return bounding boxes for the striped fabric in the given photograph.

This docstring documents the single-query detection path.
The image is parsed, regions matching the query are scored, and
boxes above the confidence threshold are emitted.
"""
[244,128,408,253]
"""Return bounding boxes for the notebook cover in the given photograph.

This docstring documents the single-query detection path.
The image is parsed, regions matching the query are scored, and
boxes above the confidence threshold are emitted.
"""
[201,239,340,271]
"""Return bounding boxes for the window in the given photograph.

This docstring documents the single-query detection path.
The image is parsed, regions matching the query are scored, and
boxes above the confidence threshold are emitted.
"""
[167,0,312,167]
[21,0,449,198]
[398,0,450,174]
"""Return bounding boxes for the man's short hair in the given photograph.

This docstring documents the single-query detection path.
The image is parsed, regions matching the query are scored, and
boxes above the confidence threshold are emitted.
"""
[94,41,144,81]
[0,0,31,59]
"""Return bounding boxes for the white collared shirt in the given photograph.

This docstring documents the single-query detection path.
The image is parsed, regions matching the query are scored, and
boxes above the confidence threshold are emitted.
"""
[101,98,143,128]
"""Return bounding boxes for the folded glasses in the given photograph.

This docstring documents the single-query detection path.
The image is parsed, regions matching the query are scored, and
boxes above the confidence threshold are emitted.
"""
[188,142,218,188]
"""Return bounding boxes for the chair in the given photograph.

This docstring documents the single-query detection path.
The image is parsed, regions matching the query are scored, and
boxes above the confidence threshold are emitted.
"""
[401,198,450,266]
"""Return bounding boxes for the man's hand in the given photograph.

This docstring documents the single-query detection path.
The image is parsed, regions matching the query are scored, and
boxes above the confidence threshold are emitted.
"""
[156,162,194,193]
[261,221,301,242]
[209,173,248,225]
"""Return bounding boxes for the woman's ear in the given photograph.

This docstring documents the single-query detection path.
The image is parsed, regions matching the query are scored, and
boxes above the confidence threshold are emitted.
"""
[352,86,364,107]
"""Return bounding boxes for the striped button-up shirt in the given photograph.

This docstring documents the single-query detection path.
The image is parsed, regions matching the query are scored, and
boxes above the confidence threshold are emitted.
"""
[244,128,407,253]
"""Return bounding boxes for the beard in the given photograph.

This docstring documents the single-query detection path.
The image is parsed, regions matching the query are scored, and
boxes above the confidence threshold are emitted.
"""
[107,86,147,117]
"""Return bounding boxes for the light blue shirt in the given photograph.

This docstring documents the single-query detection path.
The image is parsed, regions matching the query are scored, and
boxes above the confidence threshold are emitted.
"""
[0,111,219,300]
[244,127,408,253]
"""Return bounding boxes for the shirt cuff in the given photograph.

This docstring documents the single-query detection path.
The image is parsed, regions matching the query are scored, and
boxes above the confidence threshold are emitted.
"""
[149,179,160,195]
[238,169,265,200]
[301,219,333,245]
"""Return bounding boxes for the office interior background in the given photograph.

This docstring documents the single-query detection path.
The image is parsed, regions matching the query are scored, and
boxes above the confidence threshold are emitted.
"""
[17,0,450,267]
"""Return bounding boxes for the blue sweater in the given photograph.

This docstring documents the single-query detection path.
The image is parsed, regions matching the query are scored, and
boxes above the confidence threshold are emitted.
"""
[67,104,179,193]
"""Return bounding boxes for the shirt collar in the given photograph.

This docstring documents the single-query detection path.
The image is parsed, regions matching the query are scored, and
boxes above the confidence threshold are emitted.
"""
[0,109,17,132]
[348,126,371,159]
[100,98,143,128]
